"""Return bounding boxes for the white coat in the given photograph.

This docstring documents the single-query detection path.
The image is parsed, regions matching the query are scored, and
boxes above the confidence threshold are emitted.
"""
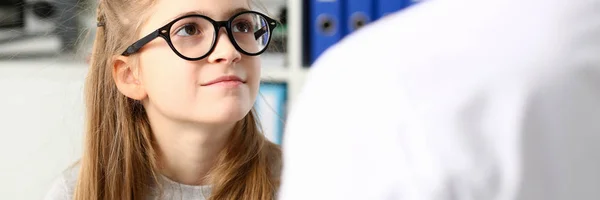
[279,0,600,199]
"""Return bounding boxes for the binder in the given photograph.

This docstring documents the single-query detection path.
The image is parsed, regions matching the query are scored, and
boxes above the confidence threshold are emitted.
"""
[410,0,425,6]
[405,0,425,7]
[345,0,374,34]
[375,0,409,19]
[254,82,288,145]
[309,0,344,65]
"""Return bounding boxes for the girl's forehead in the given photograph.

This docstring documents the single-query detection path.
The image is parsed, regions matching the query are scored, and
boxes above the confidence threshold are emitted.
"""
[152,0,251,23]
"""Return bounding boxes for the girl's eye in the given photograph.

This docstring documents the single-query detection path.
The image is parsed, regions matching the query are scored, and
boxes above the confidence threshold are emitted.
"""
[175,24,200,36]
[233,21,253,33]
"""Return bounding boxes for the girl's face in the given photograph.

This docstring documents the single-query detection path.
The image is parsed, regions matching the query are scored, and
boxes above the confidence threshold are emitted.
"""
[134,0,260,125]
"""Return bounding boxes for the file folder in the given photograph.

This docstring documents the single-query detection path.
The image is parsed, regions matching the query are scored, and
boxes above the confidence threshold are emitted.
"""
[309,0,344,65]
[375,0,409,19]
[345,0,374,34]
[254,82,288,145]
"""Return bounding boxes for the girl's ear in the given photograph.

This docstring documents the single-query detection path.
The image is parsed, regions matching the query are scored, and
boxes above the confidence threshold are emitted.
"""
[112,55,147,100]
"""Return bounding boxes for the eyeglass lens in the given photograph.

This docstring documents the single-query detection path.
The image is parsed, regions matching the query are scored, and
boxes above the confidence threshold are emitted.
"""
[169,12,271,58]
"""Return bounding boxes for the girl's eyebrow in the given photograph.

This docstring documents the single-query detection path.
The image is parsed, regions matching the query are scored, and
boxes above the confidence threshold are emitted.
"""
[170,7,251,22]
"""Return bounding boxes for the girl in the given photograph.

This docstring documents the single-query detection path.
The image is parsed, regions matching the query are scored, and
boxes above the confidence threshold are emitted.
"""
[44,0,281,199]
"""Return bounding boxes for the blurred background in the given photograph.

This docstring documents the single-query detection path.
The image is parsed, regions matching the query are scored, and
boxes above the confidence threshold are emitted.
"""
[0,0,417,199]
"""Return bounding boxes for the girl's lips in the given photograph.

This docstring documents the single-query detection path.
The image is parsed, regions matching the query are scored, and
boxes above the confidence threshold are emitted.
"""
[201,75,245,86]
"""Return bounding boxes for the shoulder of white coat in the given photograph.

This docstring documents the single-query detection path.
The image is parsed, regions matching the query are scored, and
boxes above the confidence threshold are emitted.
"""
[43,165,80,200]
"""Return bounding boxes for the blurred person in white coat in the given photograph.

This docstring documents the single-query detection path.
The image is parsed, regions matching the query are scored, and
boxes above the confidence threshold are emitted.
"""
[279,0,600,199]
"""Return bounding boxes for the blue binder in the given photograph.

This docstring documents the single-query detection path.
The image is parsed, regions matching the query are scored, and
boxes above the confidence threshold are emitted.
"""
[254,82,288,145]
[345,0,374,35]
[309,0,344,64]
[410,0,425,6]
[375,0,410,19]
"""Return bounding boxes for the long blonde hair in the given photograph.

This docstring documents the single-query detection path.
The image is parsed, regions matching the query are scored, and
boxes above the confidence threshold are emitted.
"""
[74,1,281,199]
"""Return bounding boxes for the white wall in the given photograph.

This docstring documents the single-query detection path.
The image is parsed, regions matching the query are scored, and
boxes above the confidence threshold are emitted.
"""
[0,56,87,200]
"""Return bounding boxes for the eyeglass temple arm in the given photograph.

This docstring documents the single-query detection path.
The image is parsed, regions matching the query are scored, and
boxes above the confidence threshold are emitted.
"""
[254,26,268,40]
[254,19,278,40]
[122,30,161,56]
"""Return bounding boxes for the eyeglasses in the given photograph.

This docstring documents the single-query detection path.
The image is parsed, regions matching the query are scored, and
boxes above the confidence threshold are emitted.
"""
[122,11,277,61]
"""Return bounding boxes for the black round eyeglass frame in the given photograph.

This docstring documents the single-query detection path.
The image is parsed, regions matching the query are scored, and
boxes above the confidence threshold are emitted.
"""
[121,11,278,61]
